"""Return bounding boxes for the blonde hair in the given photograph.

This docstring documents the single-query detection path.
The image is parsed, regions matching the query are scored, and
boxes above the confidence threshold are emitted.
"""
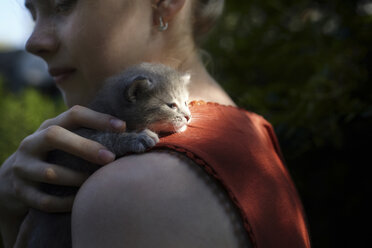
[192,0,224,40]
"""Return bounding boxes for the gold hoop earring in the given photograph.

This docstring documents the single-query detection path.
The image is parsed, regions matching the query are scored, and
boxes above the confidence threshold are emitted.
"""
[158,17,168,31]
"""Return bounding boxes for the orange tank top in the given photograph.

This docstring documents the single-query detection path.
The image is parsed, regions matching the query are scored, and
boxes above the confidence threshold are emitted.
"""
[153,101,310,248]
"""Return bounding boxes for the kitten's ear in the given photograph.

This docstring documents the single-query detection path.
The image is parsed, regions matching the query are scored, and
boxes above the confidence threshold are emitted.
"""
[181,73,191,85]
[125,76,152,103]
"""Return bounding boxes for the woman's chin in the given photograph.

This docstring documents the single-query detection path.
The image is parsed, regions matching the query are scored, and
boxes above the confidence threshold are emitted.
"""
[149,122,188,135]
[153,125,188,137]
[177,125,187,133]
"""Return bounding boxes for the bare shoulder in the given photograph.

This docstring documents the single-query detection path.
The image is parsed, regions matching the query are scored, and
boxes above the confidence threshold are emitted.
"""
[71,152,252,248]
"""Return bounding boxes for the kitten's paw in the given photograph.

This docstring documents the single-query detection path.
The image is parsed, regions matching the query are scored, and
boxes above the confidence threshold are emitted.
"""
[142,129,159,143]
[131,129,159,153]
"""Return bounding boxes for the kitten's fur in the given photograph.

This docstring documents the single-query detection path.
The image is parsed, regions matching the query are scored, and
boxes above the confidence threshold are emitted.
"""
[17,63,191,248]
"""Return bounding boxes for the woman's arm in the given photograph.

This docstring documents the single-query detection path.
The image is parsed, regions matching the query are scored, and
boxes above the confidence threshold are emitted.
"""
[71,152,252,248]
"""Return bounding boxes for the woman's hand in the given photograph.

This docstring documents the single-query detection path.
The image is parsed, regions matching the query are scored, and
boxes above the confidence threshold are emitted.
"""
[0,105,126,219]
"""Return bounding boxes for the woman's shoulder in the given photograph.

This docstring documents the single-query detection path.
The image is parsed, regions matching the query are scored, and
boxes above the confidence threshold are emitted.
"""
[71,151,252,247]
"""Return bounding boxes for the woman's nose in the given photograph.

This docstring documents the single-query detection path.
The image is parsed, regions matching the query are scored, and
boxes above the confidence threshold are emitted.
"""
[25,21,59,58]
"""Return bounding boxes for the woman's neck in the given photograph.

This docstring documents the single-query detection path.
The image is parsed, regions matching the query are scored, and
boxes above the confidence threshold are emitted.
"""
[176,52,236,106]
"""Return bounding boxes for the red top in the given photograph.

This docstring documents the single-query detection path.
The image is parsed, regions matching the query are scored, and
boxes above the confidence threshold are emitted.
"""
[153,101,311,248]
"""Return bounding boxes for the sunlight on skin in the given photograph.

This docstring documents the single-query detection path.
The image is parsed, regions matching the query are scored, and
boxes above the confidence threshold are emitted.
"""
[179,124,188,132]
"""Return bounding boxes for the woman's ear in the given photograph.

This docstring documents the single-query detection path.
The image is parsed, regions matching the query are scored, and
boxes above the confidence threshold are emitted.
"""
[152,0,186,24]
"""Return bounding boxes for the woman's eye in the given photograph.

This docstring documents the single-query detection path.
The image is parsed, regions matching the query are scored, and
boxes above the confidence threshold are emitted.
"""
[55,0,76,13]
[167,103,178,109]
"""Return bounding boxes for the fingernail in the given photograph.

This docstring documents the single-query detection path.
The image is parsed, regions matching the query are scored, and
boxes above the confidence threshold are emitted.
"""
[98,149,116,164]
[110,119,126,130]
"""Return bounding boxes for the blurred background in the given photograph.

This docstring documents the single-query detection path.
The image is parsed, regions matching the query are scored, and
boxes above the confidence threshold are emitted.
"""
[0,0,371,247]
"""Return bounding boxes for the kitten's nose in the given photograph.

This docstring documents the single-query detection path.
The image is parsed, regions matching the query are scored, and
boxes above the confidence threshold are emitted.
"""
[184,114,191,122]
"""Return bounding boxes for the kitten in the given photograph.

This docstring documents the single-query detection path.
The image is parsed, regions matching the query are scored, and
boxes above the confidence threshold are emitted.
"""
[16,63,191,248]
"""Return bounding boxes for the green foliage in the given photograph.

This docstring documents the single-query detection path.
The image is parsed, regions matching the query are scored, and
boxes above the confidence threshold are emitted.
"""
[0,80,65,164]
[205,0,371,158]
[202,0,372,247]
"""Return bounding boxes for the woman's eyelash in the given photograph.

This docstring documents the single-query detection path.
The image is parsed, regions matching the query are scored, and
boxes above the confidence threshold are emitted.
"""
[25,2,37,20]
[55,0,77,13]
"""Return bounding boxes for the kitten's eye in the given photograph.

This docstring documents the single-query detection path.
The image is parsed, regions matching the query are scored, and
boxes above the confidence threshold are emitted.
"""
[167,103,178,110]
[185,101,187,107]
[55,0,77,14]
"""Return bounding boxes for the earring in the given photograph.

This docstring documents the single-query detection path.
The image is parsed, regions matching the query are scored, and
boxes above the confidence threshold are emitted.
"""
[158,17,168,31]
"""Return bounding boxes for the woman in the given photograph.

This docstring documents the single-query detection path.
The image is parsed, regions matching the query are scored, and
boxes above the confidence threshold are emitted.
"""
[0,0,310,247]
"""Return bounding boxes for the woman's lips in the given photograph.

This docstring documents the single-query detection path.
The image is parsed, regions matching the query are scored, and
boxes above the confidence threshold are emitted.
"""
[48,67,76,84]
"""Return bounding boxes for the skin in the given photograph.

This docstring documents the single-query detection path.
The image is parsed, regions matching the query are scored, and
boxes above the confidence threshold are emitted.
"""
[0,0,248,247]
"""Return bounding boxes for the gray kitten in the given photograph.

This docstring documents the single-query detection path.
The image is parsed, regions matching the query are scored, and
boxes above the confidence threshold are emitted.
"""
[17,63,191,248]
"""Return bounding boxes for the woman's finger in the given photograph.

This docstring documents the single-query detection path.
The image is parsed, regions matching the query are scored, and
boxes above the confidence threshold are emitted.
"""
[38,105,126,132]
[13,160,89,187]
[13,180,75,213]
[21,125,115,165]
